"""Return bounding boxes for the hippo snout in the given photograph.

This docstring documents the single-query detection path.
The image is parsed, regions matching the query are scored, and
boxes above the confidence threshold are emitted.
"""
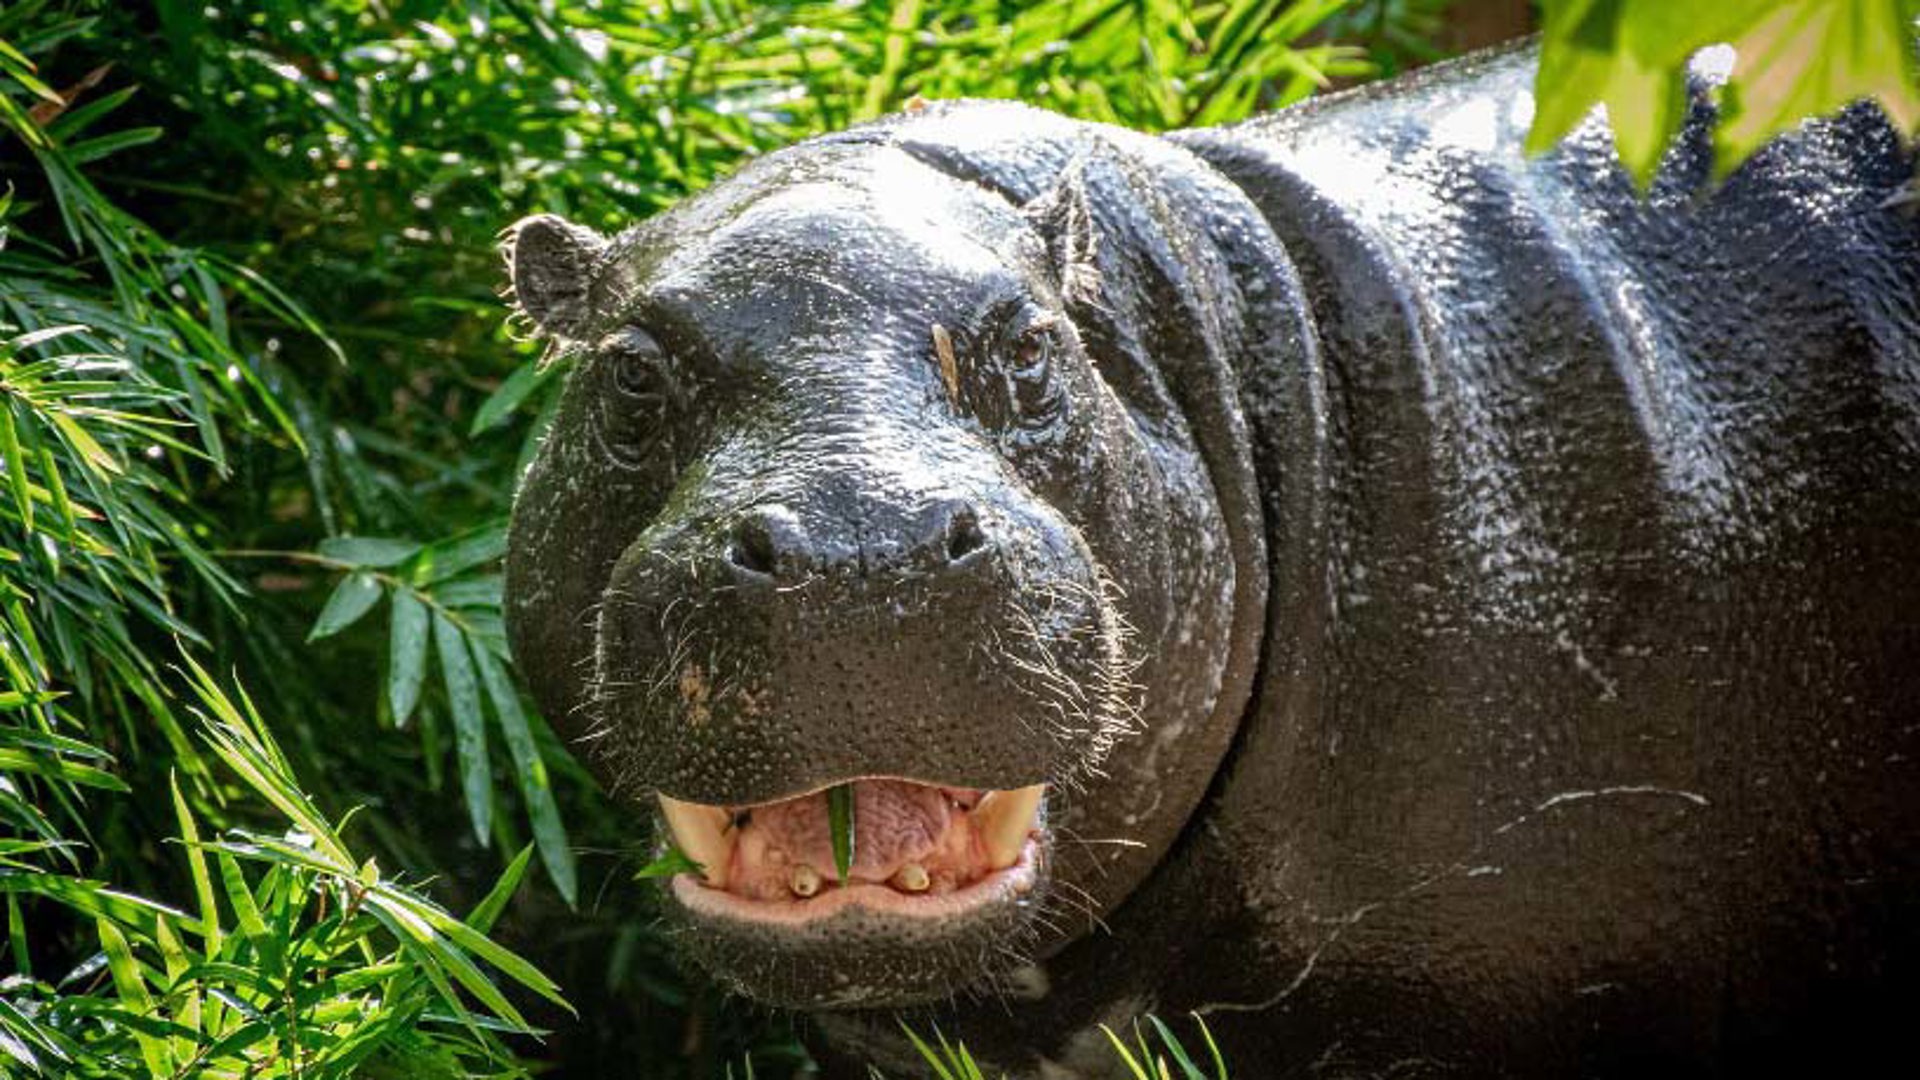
[589,461,1113,809]
[722,497,993,583]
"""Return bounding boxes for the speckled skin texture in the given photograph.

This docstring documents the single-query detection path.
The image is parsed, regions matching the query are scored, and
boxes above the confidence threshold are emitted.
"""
[507,43,1920,1079]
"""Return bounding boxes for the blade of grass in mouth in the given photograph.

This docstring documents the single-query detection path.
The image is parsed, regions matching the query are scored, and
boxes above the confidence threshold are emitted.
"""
[828,782,855,883]
[634,844,702,881]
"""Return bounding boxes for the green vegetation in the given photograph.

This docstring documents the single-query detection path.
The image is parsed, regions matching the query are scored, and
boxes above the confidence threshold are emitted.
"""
[1,1,1911,1076]
[1532,0,1920,185]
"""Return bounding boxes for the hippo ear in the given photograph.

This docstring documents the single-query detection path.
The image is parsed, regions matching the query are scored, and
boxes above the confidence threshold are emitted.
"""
[505,213,608,340]
[1020,161,1103,309]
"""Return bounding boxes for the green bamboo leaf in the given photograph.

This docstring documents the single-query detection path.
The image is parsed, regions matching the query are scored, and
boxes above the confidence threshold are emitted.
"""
[433,611,492,844]
[1192,1012,1228,1080]
[318,535,421,568]
[1099,1023,1151,1080]
[468,359,550,436]
[0,403,31,533]
[899,1022,961,1080]
[96,918,172,1077]
[828,782,855,882]
[388,589,430,725]
[467,844,533,934]
[168,773,220,957]
[1146,1016,1206,1079]
[634,845,702,880]
[393,893,568,1010]
[46,410,118,476]
[366,900,529,1029]
[64,126,164,165]
[34,443,74,536]
[6,894,27,978]
[415,520,508,584]
[307,571,383,641]
[44,83,136,140]
[0,748,127,790]
[152,919,197,1044]
[215,849,267,947]
[472,644,575,903]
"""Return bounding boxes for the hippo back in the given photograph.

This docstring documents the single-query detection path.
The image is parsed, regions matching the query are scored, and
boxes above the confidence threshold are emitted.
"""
[1151,42,1920,1075]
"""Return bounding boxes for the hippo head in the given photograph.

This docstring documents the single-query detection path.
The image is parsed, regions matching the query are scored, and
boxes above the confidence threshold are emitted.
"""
[503,102,1277,1009]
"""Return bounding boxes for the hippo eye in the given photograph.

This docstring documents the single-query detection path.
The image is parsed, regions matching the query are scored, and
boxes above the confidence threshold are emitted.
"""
[1005,315,1064,425]
[605,326,669,399]
[595,325,677,469]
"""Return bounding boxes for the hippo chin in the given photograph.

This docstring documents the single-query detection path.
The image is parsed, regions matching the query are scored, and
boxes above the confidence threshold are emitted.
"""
[505,42,1920,1078]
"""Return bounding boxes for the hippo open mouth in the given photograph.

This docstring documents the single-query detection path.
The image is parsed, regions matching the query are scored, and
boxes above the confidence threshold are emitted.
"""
[656,779,1052,1007]
[660,779,1046,914]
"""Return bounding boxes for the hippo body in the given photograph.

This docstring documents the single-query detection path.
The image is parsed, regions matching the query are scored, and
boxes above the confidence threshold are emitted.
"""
[504,44,1920,1078]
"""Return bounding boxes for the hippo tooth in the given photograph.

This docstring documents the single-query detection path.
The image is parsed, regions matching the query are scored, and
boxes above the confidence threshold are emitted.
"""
[658,794,734,889]
[892,863,931,893]
[973,783,1045,870]
[790,864,823,898]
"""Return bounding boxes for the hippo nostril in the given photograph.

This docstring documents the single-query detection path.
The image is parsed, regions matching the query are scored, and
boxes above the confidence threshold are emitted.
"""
[945,508,989,565]
[729,515,779,578]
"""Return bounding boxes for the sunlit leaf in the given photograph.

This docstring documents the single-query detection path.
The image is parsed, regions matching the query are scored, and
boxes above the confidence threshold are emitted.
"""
[1716,0,1920,175]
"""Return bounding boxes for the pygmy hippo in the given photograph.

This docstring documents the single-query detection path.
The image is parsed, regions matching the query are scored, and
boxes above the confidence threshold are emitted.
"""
[502,42,1920,1078]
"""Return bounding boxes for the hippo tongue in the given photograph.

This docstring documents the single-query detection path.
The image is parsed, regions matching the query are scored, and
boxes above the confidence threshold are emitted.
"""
[731,780,984,899]
[753,780,954,878]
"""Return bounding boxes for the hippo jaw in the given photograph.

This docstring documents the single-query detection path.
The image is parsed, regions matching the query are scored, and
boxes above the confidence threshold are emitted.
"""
[655,779,1049,1008]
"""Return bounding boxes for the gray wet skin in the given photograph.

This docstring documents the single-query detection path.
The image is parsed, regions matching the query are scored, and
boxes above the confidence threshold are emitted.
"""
[505,43,1920,1078]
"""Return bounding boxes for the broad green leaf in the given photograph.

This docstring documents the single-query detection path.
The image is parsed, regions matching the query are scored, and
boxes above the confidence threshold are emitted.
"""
[472,643,575,903]
[1531,0,1920,185]
[1716,0,1920,175]
[387,589,430,725]
[318,534,421,568]
[1604,51,1691,187]
[307,570,383,641]
[1617,0,1776,69]
[434,611,492,844]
